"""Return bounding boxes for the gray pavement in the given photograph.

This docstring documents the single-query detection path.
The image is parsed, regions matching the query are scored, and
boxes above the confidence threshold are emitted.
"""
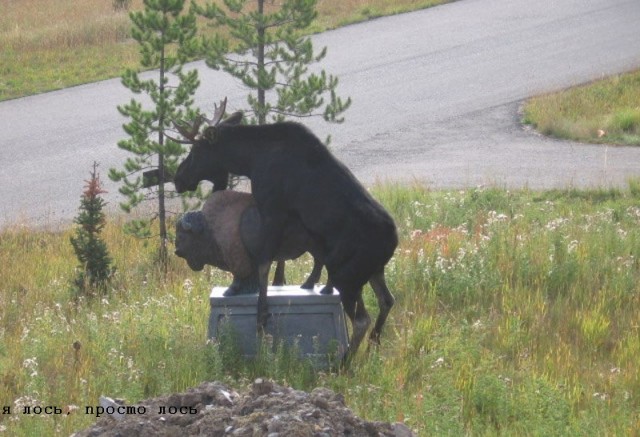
[1,0,639,227]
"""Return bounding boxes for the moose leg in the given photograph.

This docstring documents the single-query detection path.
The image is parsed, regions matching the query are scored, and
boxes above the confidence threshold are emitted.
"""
[342,291,371,363]
[301,257,323,290]
[272,260,286,286]
[254,211,287,331]
[303,247,333,293]
[318,278,334,295]
[368,270,395,345]
[224,271,260,296]
[256,261,271,331]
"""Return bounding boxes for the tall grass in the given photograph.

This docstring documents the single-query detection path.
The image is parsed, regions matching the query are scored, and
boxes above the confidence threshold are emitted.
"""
[0,0,131,52]
[523,70,640,146]
[0,0,450,101]
[0,0,139,100]
[2,184,640,435]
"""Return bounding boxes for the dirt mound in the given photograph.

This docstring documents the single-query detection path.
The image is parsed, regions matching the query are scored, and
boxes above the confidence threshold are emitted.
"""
[72,379,415,437]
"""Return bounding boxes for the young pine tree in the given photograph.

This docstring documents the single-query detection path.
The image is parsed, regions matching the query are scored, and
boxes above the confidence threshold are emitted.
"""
[109,0,201,266]
[195,0,351,128]
[191,0,350,282]
[70,162,114,294]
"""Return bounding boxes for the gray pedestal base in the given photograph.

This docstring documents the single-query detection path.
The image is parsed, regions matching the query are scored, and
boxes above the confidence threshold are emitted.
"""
[208,285,348,365]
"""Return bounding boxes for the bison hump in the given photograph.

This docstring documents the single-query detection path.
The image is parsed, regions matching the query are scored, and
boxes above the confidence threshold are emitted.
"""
[239,206,262,261]
[202,191,256,278]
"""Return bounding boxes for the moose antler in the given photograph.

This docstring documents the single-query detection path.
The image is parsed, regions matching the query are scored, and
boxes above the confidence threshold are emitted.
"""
[168,98,228,144]
[204,97,227,127]
[171,114,205,144]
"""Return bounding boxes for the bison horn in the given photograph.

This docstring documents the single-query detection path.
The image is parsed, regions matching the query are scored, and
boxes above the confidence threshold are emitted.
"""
[180,215,193,231]
[181,212,206,233]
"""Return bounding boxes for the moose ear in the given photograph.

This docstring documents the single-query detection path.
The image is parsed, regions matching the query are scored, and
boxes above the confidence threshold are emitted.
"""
[224,111,244,126]
[203,127,219,143]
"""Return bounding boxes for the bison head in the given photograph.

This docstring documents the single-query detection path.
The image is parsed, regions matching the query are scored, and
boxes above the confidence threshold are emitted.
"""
[175,212,209,271]
[172,98,243,193]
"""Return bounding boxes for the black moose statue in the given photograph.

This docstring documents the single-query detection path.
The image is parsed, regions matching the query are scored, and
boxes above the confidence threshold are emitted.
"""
[172,98,398,361]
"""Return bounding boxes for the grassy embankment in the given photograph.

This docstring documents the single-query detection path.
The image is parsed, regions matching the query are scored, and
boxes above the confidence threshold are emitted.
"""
[3,1,640,434]
[0,0,450,102]
[2,184,640,435]
[523,70,640,146]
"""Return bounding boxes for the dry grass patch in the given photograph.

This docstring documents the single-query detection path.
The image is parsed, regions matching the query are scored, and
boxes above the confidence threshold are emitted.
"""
[0,0,451,101]
[0,0,133,51]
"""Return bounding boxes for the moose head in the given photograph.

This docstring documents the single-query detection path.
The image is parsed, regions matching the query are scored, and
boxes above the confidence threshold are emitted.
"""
[171,98,243,193]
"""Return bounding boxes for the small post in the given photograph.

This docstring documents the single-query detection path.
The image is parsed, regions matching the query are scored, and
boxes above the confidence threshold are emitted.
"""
[142,168,175,189]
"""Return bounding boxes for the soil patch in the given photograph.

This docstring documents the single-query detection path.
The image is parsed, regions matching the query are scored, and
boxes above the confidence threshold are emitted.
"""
[72,379,415,436]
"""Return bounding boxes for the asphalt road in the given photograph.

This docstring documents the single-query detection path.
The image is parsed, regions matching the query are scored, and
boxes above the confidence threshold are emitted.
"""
[1,0,639,228]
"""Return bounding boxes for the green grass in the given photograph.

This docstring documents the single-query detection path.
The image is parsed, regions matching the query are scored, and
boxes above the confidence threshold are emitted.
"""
[523,70,640,146]
[2,183,640,435]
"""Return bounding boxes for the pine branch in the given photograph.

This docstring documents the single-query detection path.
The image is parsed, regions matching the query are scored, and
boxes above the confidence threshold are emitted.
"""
[268,108,323,118]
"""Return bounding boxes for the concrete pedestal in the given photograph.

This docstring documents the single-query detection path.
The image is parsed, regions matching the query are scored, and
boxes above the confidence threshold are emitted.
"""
[208,285,348,365]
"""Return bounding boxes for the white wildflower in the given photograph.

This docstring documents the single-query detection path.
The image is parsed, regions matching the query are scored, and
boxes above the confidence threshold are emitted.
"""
[20,326,30,342]
[545,217,568,231]
[487,211,509,225]
[626,206,640,221]
[183,278,194,293]
[431,357,445,368]
[567,240,579,253]
[593,392,608,401]
[410,229,424,240]
[22,357,38,377]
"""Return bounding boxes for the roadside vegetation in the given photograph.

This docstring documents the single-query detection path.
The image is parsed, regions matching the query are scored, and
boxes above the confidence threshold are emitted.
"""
[2,184,640,435]
[523,69,640,146]
[3,1,640,435]
[0,0,450,102]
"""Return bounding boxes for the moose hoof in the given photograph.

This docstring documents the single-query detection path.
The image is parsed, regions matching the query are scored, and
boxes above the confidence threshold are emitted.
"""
[223,286,258,296]
[300,280,314,290]
[319,285,334,295]
[223,277,260,296]
[222,286,240,297]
